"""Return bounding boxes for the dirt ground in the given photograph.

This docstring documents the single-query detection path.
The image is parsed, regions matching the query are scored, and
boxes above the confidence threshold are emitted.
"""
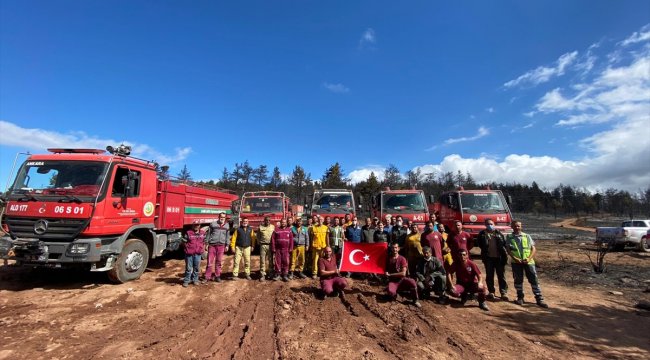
[1,217,649,360]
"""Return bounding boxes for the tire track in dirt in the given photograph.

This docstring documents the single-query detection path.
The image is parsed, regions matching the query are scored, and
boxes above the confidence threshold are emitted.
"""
[271,280,474,360]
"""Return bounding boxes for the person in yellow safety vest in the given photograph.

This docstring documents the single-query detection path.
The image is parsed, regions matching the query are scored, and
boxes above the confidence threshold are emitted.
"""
[309,216,330,279]
[506,220,548,308]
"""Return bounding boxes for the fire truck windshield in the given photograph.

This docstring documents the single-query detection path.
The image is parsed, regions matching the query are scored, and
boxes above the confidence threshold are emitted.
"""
[313,194,353,213]
[241,197,283,213]
[10,161,108,197]
[382,193,426,212]
[459,193,506,214]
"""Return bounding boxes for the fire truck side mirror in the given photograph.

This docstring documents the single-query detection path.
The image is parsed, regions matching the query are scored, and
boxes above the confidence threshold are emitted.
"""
[447,194,455,209]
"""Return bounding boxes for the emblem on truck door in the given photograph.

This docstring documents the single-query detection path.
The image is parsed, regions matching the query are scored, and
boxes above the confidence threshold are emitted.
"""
[143,202,154,217]
[34,219,49,235]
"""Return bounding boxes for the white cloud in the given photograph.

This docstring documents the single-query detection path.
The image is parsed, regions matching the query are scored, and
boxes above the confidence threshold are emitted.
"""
[535,49,650,127]
[427,126,489,151]
[504,51,579,88]
[322,82,350,93]
[348,165,386,184]
[0,120,191,165]
[360,28,376,46]
[486,107,495,113]
[619,24,650,46]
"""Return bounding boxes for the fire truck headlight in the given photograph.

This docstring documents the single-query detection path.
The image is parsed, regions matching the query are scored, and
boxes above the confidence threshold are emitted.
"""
[69,243,90,254]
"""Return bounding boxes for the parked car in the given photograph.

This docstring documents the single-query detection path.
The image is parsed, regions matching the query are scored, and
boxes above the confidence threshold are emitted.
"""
[596,220,650,252]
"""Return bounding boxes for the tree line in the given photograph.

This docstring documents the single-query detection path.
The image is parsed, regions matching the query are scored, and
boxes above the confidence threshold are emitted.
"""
[175,162,650,218]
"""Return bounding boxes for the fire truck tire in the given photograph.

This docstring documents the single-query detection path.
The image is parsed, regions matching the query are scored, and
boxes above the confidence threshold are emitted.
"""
[108,238,150,283]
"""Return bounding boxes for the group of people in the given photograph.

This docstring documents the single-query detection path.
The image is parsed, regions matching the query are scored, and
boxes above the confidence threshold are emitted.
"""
[182,212,548,311]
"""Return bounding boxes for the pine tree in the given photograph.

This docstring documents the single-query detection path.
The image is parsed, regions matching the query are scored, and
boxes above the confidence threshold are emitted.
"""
[177,164,192,182]
[321,163,348,189]
[383,164,402,189]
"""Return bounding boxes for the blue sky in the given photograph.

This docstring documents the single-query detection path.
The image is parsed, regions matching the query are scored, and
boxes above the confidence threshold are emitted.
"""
[1,1,649,192]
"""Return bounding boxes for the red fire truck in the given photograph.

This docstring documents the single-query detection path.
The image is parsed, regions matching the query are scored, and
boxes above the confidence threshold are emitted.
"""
[238,191,292,228]
[307,189,357,219]
[0,145,238,283]
[429,187,513,239]
[370,188,428,228]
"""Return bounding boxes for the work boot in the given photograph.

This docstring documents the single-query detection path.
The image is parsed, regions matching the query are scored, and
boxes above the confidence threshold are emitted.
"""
[536,299,549,308]
[478,302,490,311]
[486,293,495,300]
[273,275,281,281]
[193,280,200,286]
[245,275,252,281]
[282,275,289,282]
[182,282,189,288]
[298,272,307,279]
[500,294,509,302]
[215,276,222,283]
[259,276,266,282]
[287,274,294,280]
[514,298,524,306]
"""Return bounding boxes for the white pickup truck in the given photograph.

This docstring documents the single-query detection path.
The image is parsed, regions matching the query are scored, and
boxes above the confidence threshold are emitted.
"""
[596,220,650,252]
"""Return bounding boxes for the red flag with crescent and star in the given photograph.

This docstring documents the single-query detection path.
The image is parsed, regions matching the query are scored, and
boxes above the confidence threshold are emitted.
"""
[338,241,388,274]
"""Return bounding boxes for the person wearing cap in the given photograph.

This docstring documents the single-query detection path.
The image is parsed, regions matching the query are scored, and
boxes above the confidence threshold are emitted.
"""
[362,217,376,243]
[415,246,448,304]
[447,249,489,311]
[318,247,347,297]
[309,216,329,279]
[257,216,275,281]
[182,221,206,287]
[230,218,257,280]
[271,218,294,281]
[205,212,230,282]
[385,242,421,308]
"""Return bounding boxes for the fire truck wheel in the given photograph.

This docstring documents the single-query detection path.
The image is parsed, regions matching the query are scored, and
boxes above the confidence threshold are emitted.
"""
[108,238,150,283]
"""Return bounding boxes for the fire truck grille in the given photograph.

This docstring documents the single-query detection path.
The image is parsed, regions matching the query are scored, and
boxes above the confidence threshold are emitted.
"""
[5,217,88,241]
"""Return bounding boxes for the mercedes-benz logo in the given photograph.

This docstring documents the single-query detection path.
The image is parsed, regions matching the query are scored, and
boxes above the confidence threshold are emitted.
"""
[34,219,49,235]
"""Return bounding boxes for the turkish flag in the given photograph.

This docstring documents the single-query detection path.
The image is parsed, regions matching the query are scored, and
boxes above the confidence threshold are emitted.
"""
[339,241,388,274]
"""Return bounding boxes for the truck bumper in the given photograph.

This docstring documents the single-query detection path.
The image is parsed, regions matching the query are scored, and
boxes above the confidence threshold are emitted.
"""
[2,236,111,266]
